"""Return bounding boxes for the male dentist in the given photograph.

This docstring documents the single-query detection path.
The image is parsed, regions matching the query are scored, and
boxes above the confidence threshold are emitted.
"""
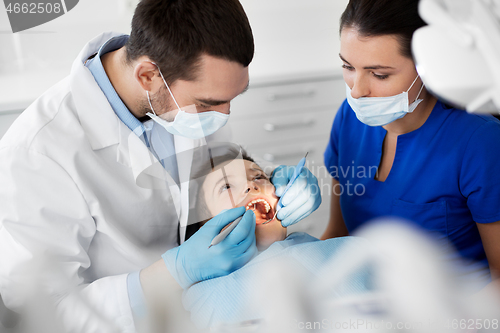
[0,0,321,331]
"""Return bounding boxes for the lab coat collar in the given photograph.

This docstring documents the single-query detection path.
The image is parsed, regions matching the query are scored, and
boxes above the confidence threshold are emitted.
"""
[116,114,207,244]
[70,32,210,243]
[115,120,184,224]
[70,32,182,239]
[70,32,126,151]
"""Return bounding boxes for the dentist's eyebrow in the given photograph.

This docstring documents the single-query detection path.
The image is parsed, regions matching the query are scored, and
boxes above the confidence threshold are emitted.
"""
[196,98,229,106]
[339,53,395,70]
[196,82,250,106]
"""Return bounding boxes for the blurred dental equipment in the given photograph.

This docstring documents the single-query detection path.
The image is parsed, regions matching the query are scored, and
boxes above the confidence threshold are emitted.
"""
[185,233,372,330]
[208,221,500,333]
[263,152,308,224]
[209,216,244,248]
[412,0,500,113]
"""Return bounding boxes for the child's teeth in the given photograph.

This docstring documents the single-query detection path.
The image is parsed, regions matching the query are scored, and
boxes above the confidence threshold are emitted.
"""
[245,199,271,213]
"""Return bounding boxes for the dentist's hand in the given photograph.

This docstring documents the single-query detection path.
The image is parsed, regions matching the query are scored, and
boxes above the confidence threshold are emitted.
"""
[162,207,257,289]
[271,165,321,227]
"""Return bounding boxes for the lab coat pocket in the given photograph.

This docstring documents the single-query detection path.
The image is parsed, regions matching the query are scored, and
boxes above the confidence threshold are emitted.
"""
[391,199,447,233]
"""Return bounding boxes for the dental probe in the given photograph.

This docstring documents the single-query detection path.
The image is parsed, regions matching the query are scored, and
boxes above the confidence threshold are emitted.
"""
[262,152,309,225]
[208,216,244,249]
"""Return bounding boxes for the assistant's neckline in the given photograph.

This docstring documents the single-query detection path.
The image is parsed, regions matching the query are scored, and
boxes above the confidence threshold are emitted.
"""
[378,99,444,140]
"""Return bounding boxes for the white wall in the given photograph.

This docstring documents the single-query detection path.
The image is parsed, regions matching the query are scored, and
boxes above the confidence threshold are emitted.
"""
[241,0,348,78]
[0,0,136,74]
[0,0,348,113]
[0,0,348,76]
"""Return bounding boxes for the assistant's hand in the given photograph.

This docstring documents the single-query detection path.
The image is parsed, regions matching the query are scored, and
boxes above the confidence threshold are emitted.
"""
[271,165,321,227]
[162,207,257,289]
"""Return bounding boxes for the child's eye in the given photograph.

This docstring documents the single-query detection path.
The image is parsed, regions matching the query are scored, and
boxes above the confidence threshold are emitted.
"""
[253,173,268,181]
[220,183,231,193]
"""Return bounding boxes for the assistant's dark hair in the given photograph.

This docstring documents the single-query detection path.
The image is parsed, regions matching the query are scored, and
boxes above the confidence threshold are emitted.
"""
[125,0,254,84]
[340,0,426,59]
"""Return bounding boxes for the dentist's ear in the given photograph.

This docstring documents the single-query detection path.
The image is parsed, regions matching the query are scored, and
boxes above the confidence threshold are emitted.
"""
[134,60,160,92]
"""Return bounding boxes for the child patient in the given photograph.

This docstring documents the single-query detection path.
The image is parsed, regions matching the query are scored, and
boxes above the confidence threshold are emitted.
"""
[197,149,288,251]
[184,143,373,329]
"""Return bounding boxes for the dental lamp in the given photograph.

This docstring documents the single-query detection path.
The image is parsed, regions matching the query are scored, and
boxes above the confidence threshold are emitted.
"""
[412,0,500,114]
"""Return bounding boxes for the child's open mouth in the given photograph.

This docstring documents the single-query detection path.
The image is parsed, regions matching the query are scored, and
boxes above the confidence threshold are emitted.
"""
[245,198,275,225]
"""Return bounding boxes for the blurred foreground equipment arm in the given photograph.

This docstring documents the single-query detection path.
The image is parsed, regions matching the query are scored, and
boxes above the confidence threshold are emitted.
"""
[413,0,500,113]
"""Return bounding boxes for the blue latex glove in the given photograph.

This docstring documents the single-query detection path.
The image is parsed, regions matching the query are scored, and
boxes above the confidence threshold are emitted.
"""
[271,165,321,227]
[163,207,257,289]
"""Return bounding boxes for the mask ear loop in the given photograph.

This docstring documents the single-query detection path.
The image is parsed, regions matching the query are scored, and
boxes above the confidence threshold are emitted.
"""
[146,91,157,116]
[150,62,182,111]
[408,75,425,103]
[407,75,420,92]
[414,82,425,102]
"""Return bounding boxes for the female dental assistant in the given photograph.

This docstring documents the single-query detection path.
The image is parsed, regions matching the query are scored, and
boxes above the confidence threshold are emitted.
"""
[322,0,500,290]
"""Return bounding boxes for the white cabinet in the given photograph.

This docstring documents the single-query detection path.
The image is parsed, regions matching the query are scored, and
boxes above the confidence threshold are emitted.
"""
[227,73,345,238]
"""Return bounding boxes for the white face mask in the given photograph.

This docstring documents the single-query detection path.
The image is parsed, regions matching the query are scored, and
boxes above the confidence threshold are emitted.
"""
[145,63,229,140]
[346,75,425,127]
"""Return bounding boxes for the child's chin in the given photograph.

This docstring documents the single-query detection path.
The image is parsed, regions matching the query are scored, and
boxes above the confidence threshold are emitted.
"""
[256,241,273,252]
[256,233,286,251]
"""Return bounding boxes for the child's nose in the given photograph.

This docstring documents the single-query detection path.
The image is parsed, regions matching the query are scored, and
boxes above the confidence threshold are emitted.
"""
[245,182,260,194]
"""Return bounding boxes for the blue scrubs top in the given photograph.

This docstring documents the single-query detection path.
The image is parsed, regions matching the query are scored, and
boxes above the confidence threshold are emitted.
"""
[324,99,500,284]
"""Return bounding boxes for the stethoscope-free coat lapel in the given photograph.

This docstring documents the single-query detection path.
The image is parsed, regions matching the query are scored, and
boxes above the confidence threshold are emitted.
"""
[70,31,196,243]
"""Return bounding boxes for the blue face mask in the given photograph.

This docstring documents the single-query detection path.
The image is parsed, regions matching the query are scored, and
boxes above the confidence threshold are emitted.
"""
[346,75,425,127]
[145,63,229,140]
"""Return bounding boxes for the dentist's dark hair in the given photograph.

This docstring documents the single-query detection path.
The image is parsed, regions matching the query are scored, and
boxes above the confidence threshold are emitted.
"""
[340,0,426,59]
[125,0,254,85]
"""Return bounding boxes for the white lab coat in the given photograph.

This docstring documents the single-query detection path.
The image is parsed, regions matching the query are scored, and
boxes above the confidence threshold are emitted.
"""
[0,32,215,332]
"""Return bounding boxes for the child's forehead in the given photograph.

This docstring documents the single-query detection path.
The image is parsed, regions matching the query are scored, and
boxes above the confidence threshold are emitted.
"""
[214,159,261,174]
[205,159,263,184]
[244,160,263,172]
[234,159,263,175]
